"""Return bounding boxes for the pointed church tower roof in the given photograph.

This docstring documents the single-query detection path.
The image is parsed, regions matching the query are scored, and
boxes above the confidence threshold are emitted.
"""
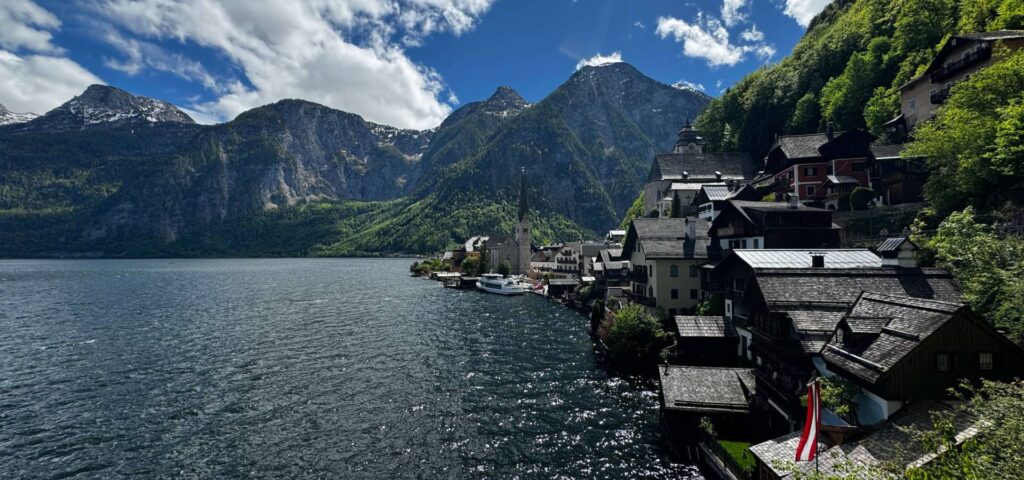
[518,167,529,221]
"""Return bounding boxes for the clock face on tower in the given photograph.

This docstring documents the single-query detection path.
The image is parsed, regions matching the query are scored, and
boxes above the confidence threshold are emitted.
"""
[688,143,697,151]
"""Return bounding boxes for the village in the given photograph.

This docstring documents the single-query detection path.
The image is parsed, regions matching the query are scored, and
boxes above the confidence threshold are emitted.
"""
[413,30,1024,480]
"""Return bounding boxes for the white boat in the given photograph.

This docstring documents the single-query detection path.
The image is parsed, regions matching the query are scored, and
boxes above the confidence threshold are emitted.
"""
[475,273,528,295]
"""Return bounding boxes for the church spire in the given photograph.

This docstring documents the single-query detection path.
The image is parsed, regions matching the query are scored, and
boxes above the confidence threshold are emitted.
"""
[518,167,528,221]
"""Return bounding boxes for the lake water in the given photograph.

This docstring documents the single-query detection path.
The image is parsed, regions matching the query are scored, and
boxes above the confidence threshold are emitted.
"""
[0,258,699,479]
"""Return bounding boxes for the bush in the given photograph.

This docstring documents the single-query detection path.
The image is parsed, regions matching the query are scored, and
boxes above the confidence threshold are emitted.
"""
[849,187,874,210]
[497,260,512,277]
[598,304,670,370]
[695,294,724,316]
[461,256,481,276]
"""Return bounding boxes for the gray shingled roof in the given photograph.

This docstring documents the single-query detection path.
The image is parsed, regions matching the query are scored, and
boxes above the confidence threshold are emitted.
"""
[702,185,732,201]
[870,144,905,160]
[754,268,961,307]
[876,237,909,253]
[773,133,832,159]
[751,399,981,478]
[675,315,738,338]
[823,293,965,384]
[659,366,756,413]
[734,249,882,269]
[648,151,757,183]
[627,217,712,259]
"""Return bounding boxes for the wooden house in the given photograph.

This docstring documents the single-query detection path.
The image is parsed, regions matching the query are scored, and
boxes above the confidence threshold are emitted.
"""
[708,199,840,253]
[761,127,876,209]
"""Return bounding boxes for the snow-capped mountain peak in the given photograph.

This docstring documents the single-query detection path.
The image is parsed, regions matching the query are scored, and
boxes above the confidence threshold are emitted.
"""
[0,104,38,126]
[16,84,195,132]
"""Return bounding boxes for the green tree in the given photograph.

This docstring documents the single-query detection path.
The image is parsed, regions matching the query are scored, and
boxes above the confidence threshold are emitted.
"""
[619,192,644,229]
[461,256,481,276]
[670,192,682,218]
[648,209,660,218]
[598,304,670,370]
[925,207,1024,344]
[497,260,512,278]
[695,293,725,316]
[849,187,874,210]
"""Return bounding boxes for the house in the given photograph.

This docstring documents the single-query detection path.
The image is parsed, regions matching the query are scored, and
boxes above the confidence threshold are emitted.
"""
[693,182,760,222]
[823,293,1024,424]
[761,127,877,209]
[606,230,626,243]
[750,399,983,480]
[871,144,927,206]
[708,199,840,252]
[643,121,757,217]
[553,242,581,276]
[708,244,963,431]
[672,315,740,367]
[875,236,918,268]
[890,30,1024,132]
[658,365,761,439]
[529,244,561,275]
[483,168,532,275]
[622,217,711,317]
[593,247,630,300]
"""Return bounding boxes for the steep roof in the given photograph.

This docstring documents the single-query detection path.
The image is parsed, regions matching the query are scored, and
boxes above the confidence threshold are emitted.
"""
[823,293,965,384]
[732,249,882,269]
[648,151,757,183]
[870,144,906,160]
[753,267,961,307]
[772,132,833,159]
[701,185,732,201]
[751,399,981,478]
[659,366,756,413]
[624,217,712,259]
[675,315,738,338]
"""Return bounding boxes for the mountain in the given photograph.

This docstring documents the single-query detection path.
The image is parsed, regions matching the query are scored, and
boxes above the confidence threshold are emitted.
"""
[0,104,37,126]
[13,84,195,132]
[0,63,708,257]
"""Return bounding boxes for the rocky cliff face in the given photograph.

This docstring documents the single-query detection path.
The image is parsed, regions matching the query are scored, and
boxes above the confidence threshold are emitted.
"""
[13,85,195,132]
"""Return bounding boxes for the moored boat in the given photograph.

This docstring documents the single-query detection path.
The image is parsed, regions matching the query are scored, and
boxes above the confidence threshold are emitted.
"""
[475,273,528,295]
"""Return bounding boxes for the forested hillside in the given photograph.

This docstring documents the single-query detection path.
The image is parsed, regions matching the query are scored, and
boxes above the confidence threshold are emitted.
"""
[694,0,1024,343]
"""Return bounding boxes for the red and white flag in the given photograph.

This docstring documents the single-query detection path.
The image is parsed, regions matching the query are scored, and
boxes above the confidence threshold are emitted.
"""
[795,378,821,462]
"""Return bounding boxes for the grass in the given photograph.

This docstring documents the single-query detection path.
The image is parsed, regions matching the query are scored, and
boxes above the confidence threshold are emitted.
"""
[718,440,756,473]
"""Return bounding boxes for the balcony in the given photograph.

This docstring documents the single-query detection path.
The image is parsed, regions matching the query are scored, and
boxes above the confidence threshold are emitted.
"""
[630,271,649,284]
[930,46,991,83]
[624,290,657,307]
[930,88,950,105]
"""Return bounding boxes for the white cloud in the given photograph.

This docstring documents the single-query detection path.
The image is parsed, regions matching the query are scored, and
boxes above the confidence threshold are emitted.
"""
[447,90,459,105]
[672,79,705,92]
[575,51,624,70]
[721,0,748,27]
[740,24,764,42]
[0,50,103,114]
[0,0,62,53]
[655,14,775,67]
[0,1,103,114]
[782,0,831,27]
[102,29,219,91]
[97,0,495,129]
[634,21,645,29]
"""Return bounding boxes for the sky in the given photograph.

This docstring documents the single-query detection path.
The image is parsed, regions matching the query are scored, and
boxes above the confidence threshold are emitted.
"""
[0,0,831,129]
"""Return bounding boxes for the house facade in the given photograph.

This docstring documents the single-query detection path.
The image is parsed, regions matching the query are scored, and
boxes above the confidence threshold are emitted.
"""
[622,217,711,317]
[761,127,876,209]
[643,122,757,217]
[894,30,1024,131]
[708,199,840,253]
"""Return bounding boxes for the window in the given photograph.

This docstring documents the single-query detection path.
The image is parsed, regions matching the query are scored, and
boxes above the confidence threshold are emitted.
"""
[909,98,916,110]
[671,289,679,299]
[753,238,760,249]
[649,266,653,277]
[979,352,993,370]
[670,265,679,277]
[807,185,815,196]
[734,278,746,291]
[852,162,866,172]
[804,166,815,176]
[690,265,698,277]
[690,289,698,299]
[937,353,950,372]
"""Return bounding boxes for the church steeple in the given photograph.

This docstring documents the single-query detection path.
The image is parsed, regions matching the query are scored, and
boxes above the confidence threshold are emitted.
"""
[518,167,528,221]
[673,119,705,153]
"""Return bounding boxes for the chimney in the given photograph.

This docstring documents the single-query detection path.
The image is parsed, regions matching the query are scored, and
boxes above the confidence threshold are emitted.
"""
[788,191,799,209]
[715,171,722,180]
[683,171,689,180]
[685,218,696,240]
[826,122,835,141]
[811,253,825,268]
[727,179,736,192]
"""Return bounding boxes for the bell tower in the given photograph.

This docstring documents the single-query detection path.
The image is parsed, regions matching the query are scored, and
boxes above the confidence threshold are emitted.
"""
[515,167,531,275]
[672,119,705,154]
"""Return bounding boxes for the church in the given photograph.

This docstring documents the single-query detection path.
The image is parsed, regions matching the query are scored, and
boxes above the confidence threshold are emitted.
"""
[484,168,532,275]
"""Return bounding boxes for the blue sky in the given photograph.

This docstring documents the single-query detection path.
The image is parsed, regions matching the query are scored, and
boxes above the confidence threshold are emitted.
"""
[1,0,830,129]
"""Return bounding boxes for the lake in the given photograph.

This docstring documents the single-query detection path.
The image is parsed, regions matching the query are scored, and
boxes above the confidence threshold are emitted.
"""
[0,258,699,479]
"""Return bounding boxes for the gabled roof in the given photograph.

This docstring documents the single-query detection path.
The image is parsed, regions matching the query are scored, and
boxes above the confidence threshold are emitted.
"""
[903,30,1024,89]
[753,267,961,307]
[711,200,833,233]
[675,315,738,338]
[623,217,711,259]
[751,399,982,478]
[876,237,914,253]
[870,143,906,160]
[701,185,732,201]
[659,366,756,414]
[648,151,757,183]
[823,293,965,384]
[731,249,882,269]
[771,132,833,159]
